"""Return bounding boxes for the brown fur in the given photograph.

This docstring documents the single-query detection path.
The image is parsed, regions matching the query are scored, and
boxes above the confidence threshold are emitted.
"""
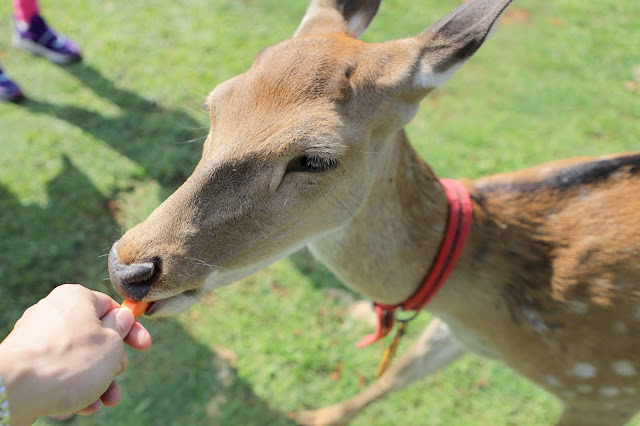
[108,0,640,424]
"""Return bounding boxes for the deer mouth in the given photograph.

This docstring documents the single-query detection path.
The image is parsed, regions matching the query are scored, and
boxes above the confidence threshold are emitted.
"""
[144,289,202,317]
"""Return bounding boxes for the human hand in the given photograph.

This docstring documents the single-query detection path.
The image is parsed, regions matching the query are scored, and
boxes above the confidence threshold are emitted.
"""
[0,284,152,425]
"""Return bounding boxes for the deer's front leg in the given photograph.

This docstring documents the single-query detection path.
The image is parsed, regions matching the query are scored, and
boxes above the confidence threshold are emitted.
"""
[294,318,465,426]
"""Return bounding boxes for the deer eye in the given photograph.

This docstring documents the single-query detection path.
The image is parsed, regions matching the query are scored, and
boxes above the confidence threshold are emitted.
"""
[287,154,339,173]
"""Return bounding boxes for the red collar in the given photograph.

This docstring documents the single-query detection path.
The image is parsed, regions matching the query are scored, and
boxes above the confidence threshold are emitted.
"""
[356,179,473,348]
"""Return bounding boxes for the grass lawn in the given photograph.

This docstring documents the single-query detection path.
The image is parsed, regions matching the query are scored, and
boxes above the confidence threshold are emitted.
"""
[1,0,639,425]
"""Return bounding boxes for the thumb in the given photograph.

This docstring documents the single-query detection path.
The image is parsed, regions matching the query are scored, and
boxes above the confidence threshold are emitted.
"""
[101,308,135,339]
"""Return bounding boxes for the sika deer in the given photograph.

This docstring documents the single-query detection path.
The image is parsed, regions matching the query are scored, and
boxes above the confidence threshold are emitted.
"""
[108,0,640,424]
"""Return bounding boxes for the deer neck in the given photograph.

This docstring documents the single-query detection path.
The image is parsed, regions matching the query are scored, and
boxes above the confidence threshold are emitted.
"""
[309,128,552,330]
[308,129,451,305]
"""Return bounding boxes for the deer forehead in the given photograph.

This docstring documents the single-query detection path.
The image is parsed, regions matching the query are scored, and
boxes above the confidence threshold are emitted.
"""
[203,35,378,162]
[208,35,363,110]
[202,100,349,166]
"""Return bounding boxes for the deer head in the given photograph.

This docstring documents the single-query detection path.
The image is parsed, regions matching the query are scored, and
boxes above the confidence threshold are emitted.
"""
[109,0,513,316]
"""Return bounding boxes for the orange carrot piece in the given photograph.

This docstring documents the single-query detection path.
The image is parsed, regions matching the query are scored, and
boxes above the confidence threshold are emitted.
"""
[121,300,151,319]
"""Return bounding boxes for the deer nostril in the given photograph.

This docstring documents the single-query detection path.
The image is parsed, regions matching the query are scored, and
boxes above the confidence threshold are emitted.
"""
[119,261,155,284]
[108,243,157,300]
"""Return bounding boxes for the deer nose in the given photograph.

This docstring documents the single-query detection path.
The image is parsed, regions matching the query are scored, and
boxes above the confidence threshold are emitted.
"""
[108,242,157,301]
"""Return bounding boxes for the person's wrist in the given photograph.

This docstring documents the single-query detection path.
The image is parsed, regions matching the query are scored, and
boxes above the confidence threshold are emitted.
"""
[0,342,40,425]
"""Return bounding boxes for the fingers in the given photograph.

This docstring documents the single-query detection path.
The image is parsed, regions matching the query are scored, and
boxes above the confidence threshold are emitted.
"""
[100,381,122,407]
[76,399,101,416]
[124,321,153,351]
[49,413,75,421]
[75,381,122,415]
[103,308,152,350]
[90,289,121,318]
[46,285,118,318]
[101,308,135,339]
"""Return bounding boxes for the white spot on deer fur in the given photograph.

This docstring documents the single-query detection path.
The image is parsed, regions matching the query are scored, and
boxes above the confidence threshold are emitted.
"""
[522,307,548,334]
[347,11,369,38]
[571,362,597,379]
[614,322,628,333]
[562,390,577,398]
[604,402,617,409]
[545,374,561,387]
[577,384,593,394]
[622,387,636,395]
[567,301,588,315]
[593,277,610,289]
[414,62,463,90]
[611,360,636,377]
[600,387,620,397]
[578,188,590,200]
[633,306,640,320]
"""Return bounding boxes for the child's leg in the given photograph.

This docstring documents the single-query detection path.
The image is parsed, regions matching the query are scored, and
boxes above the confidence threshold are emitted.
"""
[12,0,40,24]
[11,0,82,65]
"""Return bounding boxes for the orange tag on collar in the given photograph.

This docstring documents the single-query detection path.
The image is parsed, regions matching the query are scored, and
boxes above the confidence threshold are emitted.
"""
[375,321,408,378]
[356,304,395,348]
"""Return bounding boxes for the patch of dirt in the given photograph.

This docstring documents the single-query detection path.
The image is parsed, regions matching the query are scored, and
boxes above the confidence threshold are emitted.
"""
[501,7,532,26]
[205,394,228,420]
[475,376,490,388]
[460,1,531,27]
[210,344,238,388]
[216,366,236,388]
[105,199,125,225]
[347,300,377,328]
[326,287,358,305]
[330,362,344,381]
[358,373,368,388]
[623,65,640,95]
[212,343,239,367]
[271,282,289,298]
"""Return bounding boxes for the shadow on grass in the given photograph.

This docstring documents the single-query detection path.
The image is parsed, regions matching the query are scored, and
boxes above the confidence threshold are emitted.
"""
[2,63,209,332]
[22,63,205,187]
[0,156,121,332]
[0,61,204,317]
[1,64,297,425]
[289,248,358,296]
[39,318,296,426]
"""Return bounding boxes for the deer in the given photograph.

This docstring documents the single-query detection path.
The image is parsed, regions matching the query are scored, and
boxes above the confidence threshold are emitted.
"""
[107,0,640,424]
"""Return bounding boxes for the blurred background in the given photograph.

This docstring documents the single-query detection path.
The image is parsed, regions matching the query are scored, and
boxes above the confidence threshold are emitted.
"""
[0,0,638,424]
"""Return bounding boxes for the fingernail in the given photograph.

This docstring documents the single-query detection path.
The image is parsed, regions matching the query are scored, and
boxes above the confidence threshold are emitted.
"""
[115,308,134,334]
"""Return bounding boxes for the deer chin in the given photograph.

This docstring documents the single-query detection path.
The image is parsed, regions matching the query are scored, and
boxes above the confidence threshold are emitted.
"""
[145,289,203,317]
[143,255,286,317]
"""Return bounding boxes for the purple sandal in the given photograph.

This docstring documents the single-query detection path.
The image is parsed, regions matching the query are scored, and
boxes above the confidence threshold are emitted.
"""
[12,14,82,64]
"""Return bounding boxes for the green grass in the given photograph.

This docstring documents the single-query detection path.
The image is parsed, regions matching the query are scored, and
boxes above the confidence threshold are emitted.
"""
[0,0,639,425]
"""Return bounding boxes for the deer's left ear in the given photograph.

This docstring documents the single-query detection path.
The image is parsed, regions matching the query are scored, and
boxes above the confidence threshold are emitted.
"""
[396,0,512,93]
[294,0,381,39]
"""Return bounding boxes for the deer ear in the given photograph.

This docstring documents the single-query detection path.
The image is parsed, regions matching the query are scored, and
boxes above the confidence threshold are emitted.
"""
[294,0,381,39]
[410,0,513,90]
